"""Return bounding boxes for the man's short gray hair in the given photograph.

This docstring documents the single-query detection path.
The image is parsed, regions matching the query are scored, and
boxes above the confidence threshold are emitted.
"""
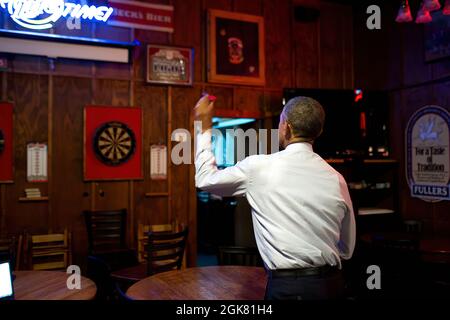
[282,96,325,140]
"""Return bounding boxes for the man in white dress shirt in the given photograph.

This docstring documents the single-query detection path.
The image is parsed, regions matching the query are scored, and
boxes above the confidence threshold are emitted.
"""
[194,95,356,300]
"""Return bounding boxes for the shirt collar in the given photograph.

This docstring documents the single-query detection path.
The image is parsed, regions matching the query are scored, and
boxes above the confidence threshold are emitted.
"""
[284,142,313,152]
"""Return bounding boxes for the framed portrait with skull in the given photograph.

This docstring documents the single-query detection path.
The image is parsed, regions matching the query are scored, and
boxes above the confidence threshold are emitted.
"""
[207,9,265,86]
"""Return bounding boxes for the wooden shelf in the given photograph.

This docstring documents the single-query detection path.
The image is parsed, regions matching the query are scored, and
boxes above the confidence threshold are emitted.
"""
[326,158,398,164]
[358,208,395,216]
[145,192,169,198]
[18,197,49,202]
[363,159,398,164]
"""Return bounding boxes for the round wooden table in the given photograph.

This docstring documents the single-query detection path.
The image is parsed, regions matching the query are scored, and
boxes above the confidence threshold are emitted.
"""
[126,266,267,300]
[13,271,97,300]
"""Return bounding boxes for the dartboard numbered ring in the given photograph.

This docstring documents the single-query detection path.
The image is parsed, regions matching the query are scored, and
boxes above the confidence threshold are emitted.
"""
[93,122,136,166]
[0,129,4,154]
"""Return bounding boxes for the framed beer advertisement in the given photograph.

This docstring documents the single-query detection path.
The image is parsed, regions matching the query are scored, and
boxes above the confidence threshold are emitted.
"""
[84,106,143,181]
[207,9,265,86]
[0,103,13,183]
[147,45,194,86]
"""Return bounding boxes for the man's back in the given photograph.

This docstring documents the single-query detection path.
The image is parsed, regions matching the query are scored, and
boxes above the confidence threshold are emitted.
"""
[243,143,355,270]
[194,94,356,299]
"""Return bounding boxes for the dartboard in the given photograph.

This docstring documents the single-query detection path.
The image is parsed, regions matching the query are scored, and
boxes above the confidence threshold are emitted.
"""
[0,129,4,154]
[93,122,136,166]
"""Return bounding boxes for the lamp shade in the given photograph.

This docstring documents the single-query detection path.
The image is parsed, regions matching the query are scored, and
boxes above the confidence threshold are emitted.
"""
[396,0,413,22]
[416,2,433,23]
[444,0,450,15]
[424,0,441,11]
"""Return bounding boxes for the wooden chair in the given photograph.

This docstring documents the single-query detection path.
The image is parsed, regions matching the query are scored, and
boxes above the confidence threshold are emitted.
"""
[110,225,189,289]
[218,246,264,267]
[27,229,71,271]
[137,223,173,263]
[83,209,128,255]
[0,235,23,270]
[83,209,137,271]
[147,226,189,275]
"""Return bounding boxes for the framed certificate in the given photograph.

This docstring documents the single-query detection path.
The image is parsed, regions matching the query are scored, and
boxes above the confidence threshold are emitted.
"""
[147,45,194,86]
[207,9,265,86]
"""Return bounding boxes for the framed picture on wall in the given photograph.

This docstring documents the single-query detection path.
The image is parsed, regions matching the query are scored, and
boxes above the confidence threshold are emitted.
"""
[207,9,265,86]
[147,45,194,86]
[0,103,13,183]
[84,106,143,181]
[424,11,450,62]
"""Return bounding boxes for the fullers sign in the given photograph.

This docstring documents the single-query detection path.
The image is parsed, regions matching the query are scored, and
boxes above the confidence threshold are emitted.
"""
[0,0,114,30]
[406,105,450,202]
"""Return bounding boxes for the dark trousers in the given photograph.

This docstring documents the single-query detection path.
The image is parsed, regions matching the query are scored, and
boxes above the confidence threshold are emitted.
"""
[264,268,345,300]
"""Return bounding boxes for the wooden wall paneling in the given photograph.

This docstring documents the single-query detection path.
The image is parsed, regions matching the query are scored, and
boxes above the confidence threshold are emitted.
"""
[234,88,263,115]
[204,86,234,110]
[432,81,450,112]
[0,185,5,235]
[401,25,433,87]
[167,86,173,224]
[233,0,263,15]
[353,2,392,90]
[5,73,49,236]
[0,71,5,237]
[8,56,45,75]
[135,83,168,228]
[173,0,203,82]
[319,2,345,89]
[54,59,93,78]
[292,5,319,88]
[138,84,168,192]
[172,86,202,266]
[341,4,353,89]
[94,62,133,81]
[52,76,92,267]
[92,79,131,107]
[431,60,450,81]
[203,0,232,11]
[263,0,293,89]
[0,72,7,101]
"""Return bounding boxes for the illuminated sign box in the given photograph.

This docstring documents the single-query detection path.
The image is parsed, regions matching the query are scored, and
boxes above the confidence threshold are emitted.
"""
[0,0,114,30]
[0,29,138,63]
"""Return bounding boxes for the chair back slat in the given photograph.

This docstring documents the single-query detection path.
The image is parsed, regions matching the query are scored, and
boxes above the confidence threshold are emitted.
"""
[28,229,71,271]
[146,226,188,275]
[83,209,127,254]
[0,236,23,270]
[137,223,173,263]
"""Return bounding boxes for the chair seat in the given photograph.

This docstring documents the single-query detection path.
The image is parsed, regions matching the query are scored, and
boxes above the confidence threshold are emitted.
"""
[111,259,179,283]
[111,263,148,282]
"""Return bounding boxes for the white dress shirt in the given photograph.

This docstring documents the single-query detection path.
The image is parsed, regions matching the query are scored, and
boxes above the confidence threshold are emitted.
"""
[195,131,356,270]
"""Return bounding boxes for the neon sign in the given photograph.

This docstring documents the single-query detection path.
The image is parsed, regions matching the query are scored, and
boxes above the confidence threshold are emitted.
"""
[0,0,114,30]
